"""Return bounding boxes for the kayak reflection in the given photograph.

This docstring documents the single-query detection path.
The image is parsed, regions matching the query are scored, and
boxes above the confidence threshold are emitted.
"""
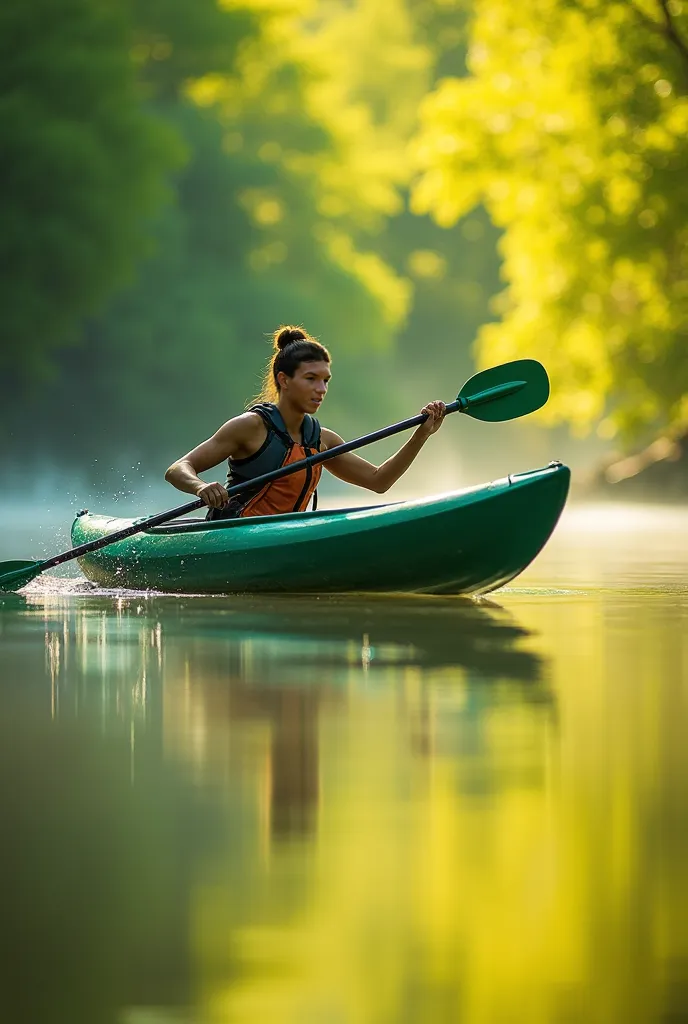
[14,590,545,680]
[193,593,544,679]
[11,593,549,840]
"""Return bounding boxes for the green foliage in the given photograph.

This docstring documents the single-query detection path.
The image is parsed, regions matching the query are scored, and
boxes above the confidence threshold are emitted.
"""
[33,102,405,463]
[1,0,506,473]
[301,0,501,394]
[413,0,688,442]
[2,0,426,460]
[9,0,421,465]
[130,0,258,100]
[0,0,182,383]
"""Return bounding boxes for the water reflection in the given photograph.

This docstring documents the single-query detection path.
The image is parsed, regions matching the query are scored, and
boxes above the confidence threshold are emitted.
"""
[3,593,546,837]
[3,557,687,1022]
[0,711,205,1024]
[0,592,547,1021]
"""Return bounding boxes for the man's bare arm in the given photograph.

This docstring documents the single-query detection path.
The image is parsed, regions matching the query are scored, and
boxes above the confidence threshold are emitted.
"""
[321,401,446,494]
[165,413,264,508]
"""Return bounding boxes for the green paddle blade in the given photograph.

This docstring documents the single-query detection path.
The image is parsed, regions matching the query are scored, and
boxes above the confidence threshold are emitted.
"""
[457,359,549,422]
[0,559,44,593]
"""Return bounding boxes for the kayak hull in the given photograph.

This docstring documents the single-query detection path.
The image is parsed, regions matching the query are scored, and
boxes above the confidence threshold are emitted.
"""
[71,463,570,595]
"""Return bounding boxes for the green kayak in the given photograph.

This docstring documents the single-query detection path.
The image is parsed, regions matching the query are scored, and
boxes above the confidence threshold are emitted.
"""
[70,462,569,595]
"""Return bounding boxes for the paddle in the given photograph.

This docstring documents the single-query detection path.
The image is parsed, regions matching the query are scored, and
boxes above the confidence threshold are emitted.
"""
[0,358,548,592]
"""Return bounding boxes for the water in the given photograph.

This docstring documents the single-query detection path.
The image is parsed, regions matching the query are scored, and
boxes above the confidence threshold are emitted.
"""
[1,504,687,1023]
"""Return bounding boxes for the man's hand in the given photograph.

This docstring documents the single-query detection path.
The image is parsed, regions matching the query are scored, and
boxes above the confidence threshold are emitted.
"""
[195,481,229,508]
[416,400,447,440]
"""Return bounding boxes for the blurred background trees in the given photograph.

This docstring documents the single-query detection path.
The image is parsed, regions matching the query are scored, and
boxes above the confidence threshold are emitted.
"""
[1,0,687,487]
[0,0,183,386]
[413,0,688,445]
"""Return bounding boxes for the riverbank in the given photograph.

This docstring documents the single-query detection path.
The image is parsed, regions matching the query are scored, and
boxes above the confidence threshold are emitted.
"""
[581,431,688,503]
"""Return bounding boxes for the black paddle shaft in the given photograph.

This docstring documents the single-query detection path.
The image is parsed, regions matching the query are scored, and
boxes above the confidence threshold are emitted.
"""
[36,398,466,572]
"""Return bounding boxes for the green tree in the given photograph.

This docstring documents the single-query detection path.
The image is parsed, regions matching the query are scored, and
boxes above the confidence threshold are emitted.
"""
[303,0,502,398]
[4,0,506,478]
[412,0,688,443]
[0,0,182,388]
[12,0,415,469]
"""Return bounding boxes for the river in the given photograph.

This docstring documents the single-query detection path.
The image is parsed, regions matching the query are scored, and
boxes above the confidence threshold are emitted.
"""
[0,504,686,1023]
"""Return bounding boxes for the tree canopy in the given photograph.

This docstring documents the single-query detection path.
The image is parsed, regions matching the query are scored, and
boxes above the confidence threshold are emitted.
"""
[413,0,688,442]
[3,0,503,471]
[8,0,686,476]
[0,0,182,383]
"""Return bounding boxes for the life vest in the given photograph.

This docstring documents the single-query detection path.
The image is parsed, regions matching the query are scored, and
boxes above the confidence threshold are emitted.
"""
[207,403,323,520]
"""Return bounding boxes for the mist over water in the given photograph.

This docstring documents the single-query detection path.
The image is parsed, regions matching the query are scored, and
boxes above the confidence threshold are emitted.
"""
[1,465,173,563]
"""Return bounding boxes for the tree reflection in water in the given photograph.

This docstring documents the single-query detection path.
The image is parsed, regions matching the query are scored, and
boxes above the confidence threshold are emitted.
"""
[0,591,548,1022]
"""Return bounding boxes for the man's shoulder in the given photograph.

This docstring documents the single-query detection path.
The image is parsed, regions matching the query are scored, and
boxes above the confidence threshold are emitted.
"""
[235,410,265,429]
[320,425,344,450]
[217,410,266,442]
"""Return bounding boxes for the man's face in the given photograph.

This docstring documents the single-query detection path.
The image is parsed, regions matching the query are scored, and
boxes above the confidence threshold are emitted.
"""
[279,361,331,413]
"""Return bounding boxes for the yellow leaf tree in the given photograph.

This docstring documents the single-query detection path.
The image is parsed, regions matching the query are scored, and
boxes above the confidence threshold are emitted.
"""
[412,0,688,442]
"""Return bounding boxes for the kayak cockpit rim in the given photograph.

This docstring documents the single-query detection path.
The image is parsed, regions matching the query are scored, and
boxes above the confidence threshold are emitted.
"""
[147,502,394,534]
[74,462,569,537]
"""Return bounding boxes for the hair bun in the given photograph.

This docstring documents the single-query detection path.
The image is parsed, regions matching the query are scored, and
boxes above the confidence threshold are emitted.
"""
[274,325,307,351]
